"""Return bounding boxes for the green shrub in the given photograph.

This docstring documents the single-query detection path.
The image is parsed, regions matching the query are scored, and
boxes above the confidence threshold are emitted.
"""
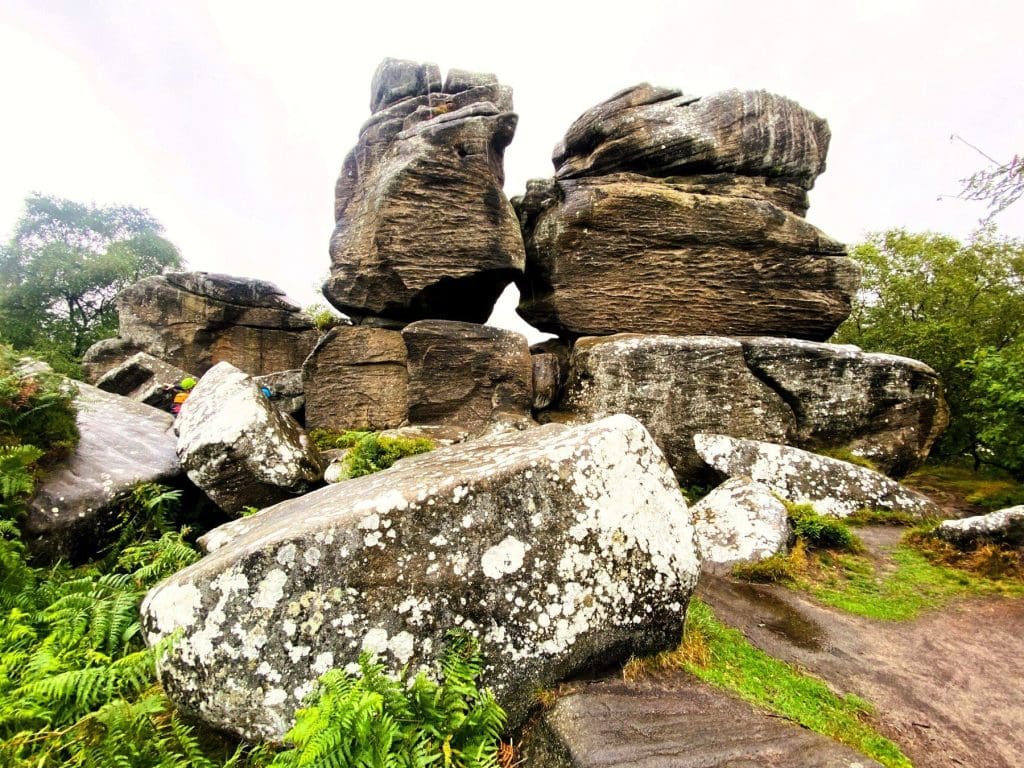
[337,434,434,480]
[304,304,342,334]
[0,345,78,466]
[787,503,863,553]
[309,428,373,452]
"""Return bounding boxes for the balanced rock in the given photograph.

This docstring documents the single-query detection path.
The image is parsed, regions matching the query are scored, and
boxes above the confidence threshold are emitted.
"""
[175,362,322,515]
[84,272,317,380]
[26,382,181,561]
[691,477,791,565]
[936,507,1024,549]
[694,434,939,518]
[324,58,525,324]
[95,351,192,411]
[403,320,533,434]
[142,415,700,740]
[303,325,409,432]
[741,338,949,476]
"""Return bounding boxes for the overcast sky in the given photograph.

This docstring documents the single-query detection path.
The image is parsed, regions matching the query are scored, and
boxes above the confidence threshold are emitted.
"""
[2,0,1022,341]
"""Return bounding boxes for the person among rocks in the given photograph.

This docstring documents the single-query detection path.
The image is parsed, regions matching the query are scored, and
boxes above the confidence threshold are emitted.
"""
[170,376,197,415]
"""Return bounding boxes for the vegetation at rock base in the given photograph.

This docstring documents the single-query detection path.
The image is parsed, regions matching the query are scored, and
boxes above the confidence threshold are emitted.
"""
[304,303,343,334]
[0,194,182,373]
[625,598,912,768]
[312,428,435,480]
[905,462,1024,512]
[832,227,1024,477]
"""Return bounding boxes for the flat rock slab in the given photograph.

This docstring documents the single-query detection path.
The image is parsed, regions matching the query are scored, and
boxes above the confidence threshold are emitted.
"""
[936,506,1024,549]
[25,382,181,561]
[521,676,880,767]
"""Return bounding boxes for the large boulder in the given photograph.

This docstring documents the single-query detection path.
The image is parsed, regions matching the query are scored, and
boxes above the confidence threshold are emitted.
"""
[25,382,181,561]
[85,272,318,380]
[323,58,525,324]
[549,335,794,480]
[95,351,192,411]
[694,434,940,518]
[142,415,700,741]
[402,320,534,434]
[740,338,949,476]
[936,507,1024,549]
[302,325,409,432]
[252,369,305,422]
[691,477,791,565]
[175,362,322,515]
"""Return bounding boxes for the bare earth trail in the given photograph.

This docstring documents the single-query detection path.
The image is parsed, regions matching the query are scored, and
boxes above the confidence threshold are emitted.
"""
[699,526,1024,768]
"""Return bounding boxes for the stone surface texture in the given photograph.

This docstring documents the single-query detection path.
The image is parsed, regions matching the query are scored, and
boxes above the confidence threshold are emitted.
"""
[403,320,533,434]
[175,362,322,515]
[694,434,940,518]
[95,351,192,412]
[324,58,525,324]
[691,477,791,565]
[531,352,563,411]
[26,382,181,560]
[302,325,409,432]
[936,506,1024,549]
[252,369,305,421]
[80,337,142,383]
[90,272,317,378]
[142,415,700,741]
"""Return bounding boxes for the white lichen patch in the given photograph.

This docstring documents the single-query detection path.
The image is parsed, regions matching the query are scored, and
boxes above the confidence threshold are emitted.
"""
[481,536,526,578]
[254,569,289,610]
[143,582,203,636]
[361,627,389,655]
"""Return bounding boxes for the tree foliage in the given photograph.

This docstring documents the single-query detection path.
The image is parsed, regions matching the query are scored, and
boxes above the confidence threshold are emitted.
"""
[0,195,182,365]
[955,139,1023,223]
[833,228,1024,473]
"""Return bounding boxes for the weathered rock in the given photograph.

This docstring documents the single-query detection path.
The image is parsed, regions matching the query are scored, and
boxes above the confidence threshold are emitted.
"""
[553,85,831,188]
[691,477,791,565]
[93,272,317,379]
[175,362,322,515]
[303,325,410,432]
[936,507,1024,549]
[81,337,141,383]
[520,677,882,767]
[324,59,525,324]
[741,338,949,476]
[516,175,856,340]
[694,434,939,518]
[403,320,534,434]
[532,352,562,410]
[252,369,305,421]
[550,335,794,480]
[95,352,192,411]
[25,382,181,561]
[142,415,700,741]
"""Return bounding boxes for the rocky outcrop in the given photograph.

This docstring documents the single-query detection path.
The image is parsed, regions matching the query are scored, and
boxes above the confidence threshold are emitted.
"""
[936,506,1024,549]
[691,478,791,565]
[84,272,317,381]
[694,434,939,518]
[175,362,322,515]
[302,325,409,432]
[515,83,857,341]
[323,58,525,325]
[403,320,534,434]
[25,382,181,561]
[142,415,700,741]
[531,352,562,410]
[80,337,142,383]
[252,369,305,421]
[95,352,192,411]
[740,338,949,476]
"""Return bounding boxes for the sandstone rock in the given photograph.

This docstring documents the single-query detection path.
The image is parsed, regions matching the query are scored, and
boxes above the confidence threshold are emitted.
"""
[516,175,856,340]
[142,415,700,741]
[694,434,939,518]
[324,59,525,324]
[741,338,949,476]
[97,272,317,378]
[553,85,831,188]
[81,337,141,383]
[936,507,1024,549]
[302,326,409,432]
[175,362,322,515]
[403,320,534,434]
[691,478,791,565]
[95,352,192,411]
[532,352,562,410]
[520,677,882,767]
[25,382,181,561]
[551,335,794,480]
[252,369,305,421]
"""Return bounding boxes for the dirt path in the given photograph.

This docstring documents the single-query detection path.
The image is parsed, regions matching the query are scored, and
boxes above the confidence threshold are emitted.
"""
[699,529,1024,767]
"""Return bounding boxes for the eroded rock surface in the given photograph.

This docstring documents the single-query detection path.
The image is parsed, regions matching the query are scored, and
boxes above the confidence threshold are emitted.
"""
[253,369,305,421]
[142,415,699,741]
[95,351,192,412]
[694,434,939,518]
[936,506,1024,549]
[324,58,525,324]
[26,382,181,561]
[691,477,791,565]
[176,362,322,515]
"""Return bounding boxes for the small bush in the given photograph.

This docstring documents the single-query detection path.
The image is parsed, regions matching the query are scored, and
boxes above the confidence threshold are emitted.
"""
[308,428,373,452]
[787,503,863,553]
[304,303,342,334]
[336,433,434,480]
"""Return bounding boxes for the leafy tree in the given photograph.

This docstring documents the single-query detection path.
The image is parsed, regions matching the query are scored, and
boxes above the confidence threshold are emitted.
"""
[833,228,1024,471]
[962,340,1024,478]
[0,195,182,363]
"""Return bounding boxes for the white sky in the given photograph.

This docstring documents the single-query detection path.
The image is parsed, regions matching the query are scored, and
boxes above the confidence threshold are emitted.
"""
[2,0,1022,342]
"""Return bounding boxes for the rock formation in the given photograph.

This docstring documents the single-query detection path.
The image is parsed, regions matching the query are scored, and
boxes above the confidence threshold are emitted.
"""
[142,415,700,741]
[690,477,791,565]
[95,351,192,411]
[515,84,858,340]
[82,272,317,381]
[936,506,1024,549]
[323,58,525,324]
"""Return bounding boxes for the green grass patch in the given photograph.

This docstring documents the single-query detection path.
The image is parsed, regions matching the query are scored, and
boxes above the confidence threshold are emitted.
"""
[788,503,863,553]
[906,462,1024,510]
[636,599,911,768]
[308,428,374,451]
[843,508,927,527]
